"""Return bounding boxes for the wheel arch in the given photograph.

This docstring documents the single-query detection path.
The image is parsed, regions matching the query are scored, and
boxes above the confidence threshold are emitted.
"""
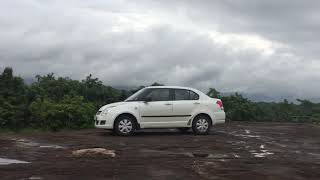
[190,113,213,126]
[114,112,140,129]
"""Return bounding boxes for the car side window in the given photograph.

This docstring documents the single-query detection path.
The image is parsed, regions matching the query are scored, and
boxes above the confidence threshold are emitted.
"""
[145,89,170,101]
[175,89,190,100]
[174,89,199,101]
[189,91,199,100]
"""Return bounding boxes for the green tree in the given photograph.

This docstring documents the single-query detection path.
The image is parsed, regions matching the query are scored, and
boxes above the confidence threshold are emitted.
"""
[150,82,164,86]
[81,74,120,108]
[207,88,221,98]
[0,67,28,129]
[221,93,256,121]
[29,95,95,131]
[297,99,314,116]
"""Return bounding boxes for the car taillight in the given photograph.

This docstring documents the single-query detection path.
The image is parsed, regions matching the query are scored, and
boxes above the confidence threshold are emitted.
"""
[216,100,224,110]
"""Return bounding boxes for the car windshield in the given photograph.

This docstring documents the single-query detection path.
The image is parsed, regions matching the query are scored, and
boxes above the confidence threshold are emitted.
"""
[125,88,151,102]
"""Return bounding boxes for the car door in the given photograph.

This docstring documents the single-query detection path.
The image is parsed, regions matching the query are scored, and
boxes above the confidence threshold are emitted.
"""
[171,89,200,127]
[139,88,174,128]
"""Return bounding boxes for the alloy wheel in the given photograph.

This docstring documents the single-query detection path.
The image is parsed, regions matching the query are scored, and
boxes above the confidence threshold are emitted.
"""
[118,119,133,134]
[196,119,209,132]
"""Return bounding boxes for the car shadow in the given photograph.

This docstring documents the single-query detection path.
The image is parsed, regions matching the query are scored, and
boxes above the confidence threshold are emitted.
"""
[135,129,192,136]
[97,129,218,137]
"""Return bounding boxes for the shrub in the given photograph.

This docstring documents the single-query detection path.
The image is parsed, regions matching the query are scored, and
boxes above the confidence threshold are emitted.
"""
[29,96,95,131]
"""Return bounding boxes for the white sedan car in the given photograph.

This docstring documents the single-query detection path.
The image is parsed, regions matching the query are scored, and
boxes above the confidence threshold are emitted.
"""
[95,86,225,136]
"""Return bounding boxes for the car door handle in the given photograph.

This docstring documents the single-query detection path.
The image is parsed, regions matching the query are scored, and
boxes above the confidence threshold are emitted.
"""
[164,103,172,105]
[193,102,200,105]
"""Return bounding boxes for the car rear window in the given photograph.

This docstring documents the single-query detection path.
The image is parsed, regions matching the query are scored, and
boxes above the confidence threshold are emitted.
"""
[189,91,199,100]
[174,89,199,100]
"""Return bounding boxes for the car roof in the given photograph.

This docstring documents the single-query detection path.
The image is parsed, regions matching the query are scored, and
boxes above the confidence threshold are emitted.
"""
[145,86,199,92]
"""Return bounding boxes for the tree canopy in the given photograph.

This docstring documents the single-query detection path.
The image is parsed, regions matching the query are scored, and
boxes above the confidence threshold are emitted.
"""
[0,67,319,131]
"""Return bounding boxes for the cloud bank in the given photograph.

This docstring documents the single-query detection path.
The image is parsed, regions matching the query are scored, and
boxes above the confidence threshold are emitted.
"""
[1,0,320,99]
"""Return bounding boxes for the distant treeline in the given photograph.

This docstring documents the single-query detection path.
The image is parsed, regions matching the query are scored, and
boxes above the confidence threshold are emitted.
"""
[0,67,319,131]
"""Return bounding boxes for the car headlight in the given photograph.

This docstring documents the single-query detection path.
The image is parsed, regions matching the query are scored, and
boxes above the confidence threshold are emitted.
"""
[101,106,115,116]
[102,108,109,115]
[96,111,102,115]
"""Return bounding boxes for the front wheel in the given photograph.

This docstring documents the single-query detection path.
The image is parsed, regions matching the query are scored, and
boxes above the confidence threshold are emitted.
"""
[114,115,136,136]
[192,115,211,135]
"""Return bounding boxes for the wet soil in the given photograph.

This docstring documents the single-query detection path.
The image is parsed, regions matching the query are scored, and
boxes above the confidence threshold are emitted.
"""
[0,122,319,180]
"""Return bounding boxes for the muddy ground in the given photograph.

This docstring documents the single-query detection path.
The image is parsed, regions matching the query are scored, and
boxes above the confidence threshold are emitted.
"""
[0,122,319,180]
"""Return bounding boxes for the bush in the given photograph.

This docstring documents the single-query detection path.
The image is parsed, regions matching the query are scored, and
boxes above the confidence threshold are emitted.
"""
[29,95,95,131]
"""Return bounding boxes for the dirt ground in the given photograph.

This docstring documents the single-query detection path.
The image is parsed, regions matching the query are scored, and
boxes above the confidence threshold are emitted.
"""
[0,122,319,180]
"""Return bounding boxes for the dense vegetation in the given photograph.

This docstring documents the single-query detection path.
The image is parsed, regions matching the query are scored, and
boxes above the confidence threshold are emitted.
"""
[0,67,319,131]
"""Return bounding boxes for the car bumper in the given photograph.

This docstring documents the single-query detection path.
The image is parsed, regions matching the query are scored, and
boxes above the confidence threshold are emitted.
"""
[213,111,226,124]
[94,114,113,129]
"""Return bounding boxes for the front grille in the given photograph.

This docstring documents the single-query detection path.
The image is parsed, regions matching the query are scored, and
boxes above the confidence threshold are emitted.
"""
[100,120,106,125]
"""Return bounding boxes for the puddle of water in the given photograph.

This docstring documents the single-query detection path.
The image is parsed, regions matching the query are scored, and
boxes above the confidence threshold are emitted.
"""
[252,151,274,158]
[232,153,241,158]
[16,139,40,147]
[192,153,211,158]
[0,158,30,165]
[12,138,65,149]
[249,144,274,158]
[140,149,232,160]
[230,141,246,146]
[308,153,320,159]
[29,176,43,180]
[229,132,261,138]
[13,138,40,147]
[219,159,228,162]
[183,152,195,158]
[39,145,64,149]
[267,141,287,148]
[237,134,261,138]
[207,154,229,159]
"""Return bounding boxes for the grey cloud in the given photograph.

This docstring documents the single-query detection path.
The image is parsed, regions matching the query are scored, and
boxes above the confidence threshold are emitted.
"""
[0,0,320,100]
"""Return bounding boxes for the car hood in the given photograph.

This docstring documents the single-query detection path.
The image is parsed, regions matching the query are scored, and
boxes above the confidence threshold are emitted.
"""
[99,102,137,111]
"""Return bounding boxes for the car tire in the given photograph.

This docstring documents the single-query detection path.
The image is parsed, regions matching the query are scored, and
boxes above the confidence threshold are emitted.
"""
[192,115,211,135]
[114,115,136,136]
[178,128,190,133]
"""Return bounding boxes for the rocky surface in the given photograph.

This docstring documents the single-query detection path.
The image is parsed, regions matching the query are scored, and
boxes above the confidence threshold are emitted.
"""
[0,122,319,180]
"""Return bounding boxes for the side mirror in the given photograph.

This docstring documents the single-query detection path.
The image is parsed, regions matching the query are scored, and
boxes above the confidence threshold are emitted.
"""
[143,97,152,103]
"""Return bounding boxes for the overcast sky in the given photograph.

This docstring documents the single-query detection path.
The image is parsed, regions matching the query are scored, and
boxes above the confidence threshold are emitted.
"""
[1,0,320,99]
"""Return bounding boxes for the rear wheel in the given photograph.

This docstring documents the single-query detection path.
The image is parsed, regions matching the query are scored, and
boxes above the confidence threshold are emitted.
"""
[114,115,136,136]
[192,115,211,135]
